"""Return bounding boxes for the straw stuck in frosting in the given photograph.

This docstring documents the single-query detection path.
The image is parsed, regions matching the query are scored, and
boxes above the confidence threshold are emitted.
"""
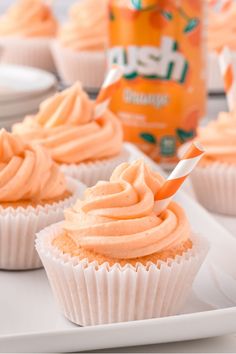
[60,160,191,260]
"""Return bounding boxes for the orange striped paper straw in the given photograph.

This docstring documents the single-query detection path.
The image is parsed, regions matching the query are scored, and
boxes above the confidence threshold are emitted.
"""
[94,65,123,120]
[218,46,236,112]
[211,0,236,111]
[154,142,205,215]
[209,0,232,12]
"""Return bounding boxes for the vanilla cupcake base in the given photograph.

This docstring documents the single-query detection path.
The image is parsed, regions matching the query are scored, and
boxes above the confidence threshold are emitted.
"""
[60,147,130,187]
[0,37,56,72]
[0,178,86,270]
[51,41,106,90]
[190,162,236,216]
[36,222,208,326]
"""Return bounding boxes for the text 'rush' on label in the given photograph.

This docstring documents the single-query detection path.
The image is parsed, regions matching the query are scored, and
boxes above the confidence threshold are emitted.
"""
[108,37,188,83]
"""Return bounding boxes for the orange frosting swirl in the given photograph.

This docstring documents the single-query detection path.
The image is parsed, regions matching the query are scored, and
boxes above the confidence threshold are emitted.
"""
[208,2,236,51]
[12,82,123,164]
[0,0,57,38]
[63,160,190,259]
[59,0,108,51]
[197,112,236,165]
[0,129,67,203]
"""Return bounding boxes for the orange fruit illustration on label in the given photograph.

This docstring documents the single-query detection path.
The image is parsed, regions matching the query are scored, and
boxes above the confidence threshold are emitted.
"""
[186,24,201,47]
[181,108,200,131]
[149,7,172,30]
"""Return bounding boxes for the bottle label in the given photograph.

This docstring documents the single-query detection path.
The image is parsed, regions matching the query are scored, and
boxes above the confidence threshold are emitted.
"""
[109,0,206,164]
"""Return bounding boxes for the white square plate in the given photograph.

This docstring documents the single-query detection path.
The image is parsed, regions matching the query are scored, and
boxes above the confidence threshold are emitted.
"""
[0,144,236,353]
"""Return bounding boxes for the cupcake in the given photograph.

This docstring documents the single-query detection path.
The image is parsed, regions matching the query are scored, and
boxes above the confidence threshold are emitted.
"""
[0,0,58,72]
[36,160,208,326]
[51,0,108,90]
[181,111,236,216]
[12,82,128,186]
[0,129,84,270]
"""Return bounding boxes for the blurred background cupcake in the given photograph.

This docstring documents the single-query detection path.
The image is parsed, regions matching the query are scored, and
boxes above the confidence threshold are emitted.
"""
[184,110,236,217]
[0,0,58,72]
[36,160,208,326]
[12,81,129,186]
[51,0,108,91]
[0,129,84,270]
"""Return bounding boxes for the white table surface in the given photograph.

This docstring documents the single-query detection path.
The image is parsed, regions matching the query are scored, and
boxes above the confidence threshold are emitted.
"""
[84,95,235,354]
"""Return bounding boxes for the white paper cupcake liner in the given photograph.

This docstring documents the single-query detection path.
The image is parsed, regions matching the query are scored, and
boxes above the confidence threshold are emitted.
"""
[51,41,106,90]
[36,222,208,326]
[190,162,236,216]
[60,147,130,187]
[0,37,56,72]
[0,177,86,270]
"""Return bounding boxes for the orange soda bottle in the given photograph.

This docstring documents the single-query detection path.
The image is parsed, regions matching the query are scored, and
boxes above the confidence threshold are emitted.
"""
[108,0,206,166]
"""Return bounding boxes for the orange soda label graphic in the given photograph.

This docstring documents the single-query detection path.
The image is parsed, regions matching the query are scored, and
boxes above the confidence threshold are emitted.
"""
[108,0,206,164]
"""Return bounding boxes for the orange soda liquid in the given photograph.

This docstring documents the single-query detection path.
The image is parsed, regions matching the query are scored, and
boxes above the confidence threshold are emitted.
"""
[108,0,206,165]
